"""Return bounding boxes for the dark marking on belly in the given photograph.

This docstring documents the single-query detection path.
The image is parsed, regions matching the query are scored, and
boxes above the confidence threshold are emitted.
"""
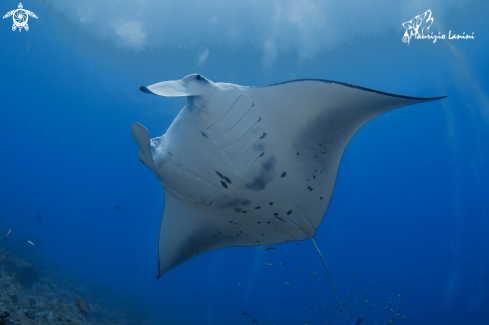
[287,210,292,215]
[245,156,276,192]
[255,206,261,209]
[269,202,274,206]
[307,186,313,191]
[221,181,228,189]
[281,172,287,178]
[260,132,267,139]
[201,131,208,138]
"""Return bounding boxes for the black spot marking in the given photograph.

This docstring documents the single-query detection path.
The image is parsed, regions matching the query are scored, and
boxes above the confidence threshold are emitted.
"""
[242,210,247,213]
[201,131,208,138]
[257,222,261,224]
[246,156,276,192]
[274,213,278,216]
[281,172,287,178]
[259,132,267,139]
[320,197,323,200]
[315,155,317,158]
[234,223,237,225]
[262,234,264,236]
[255,206,261,209]
[237,234,240,237]
[306,179,309,181]
[229,221,233,223]
[234,207,242,212]
[221,181,228,189]
[241,199,251,206]
[275,216,284,221]
[313,176,316,179]
[287,210,292,215]
[224,176,232,184]
[307,186,313,191]
[267,221,271,224]
[256,241,259,243]
[240,231,242,233]
[296,152,300,155]
[269,202,274,206]
[216,171,224,179]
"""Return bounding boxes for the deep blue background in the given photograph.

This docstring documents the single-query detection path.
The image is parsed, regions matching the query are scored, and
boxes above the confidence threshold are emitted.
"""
[1,1,488,324]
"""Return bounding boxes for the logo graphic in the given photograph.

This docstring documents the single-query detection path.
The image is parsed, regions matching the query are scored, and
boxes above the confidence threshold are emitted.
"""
[402,10,433,44]
[402,9,474,45]
[3,3,38,32]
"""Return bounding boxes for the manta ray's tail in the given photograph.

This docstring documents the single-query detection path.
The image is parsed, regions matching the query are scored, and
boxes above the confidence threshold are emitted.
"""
[310,238,343,312]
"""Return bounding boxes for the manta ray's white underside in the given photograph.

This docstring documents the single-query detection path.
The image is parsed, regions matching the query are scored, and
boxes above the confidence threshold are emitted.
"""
[131,74,445,278]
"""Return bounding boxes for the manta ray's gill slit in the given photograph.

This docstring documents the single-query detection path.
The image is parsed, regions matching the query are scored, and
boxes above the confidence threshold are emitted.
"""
[222,117,262,150]
[213,105,256,141]
[248,152,265,167]
[206,95,242,130]
[230,126,265,157]
[200,131,208,138]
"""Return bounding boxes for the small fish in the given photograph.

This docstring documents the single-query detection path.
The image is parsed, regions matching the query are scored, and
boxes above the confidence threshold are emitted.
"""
[5,229,12,241]
[27,240,37,248]
[250,319,258,323]
[300,267,305,272]
[241,312,248,315]
[76,299,91,315]
[281,261,287,266]
[265,263,273,266]
[351,319,362,325]
[265,247,275,250]
[285,282,292,285]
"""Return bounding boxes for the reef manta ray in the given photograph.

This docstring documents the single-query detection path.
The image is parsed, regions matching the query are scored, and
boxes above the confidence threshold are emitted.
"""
[132,74,444,303]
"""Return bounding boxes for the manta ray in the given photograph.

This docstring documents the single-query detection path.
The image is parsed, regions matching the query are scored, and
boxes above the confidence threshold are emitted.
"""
[132,74,444,308]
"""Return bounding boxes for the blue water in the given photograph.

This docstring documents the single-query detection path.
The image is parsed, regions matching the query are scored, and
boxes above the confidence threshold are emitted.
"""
[1,1,488,324]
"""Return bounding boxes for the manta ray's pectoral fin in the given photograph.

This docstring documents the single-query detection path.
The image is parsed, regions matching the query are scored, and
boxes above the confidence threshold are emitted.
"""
[157,190,235,278]
[131,122,153,168]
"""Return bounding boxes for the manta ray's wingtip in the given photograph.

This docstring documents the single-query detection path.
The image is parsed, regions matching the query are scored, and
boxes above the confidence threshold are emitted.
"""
[140,86,155,95]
